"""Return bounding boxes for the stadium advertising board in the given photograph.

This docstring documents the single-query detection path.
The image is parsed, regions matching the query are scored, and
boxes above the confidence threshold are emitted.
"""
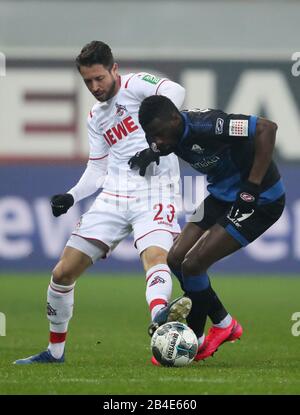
[0,58,299,272]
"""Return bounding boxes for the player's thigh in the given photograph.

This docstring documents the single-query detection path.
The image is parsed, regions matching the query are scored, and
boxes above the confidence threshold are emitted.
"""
[167,222,206,269]
[132,198,180,252]
[183,195,286,275]
[72,197,131,254]
[169,194,231,270]
[182,224,241,276]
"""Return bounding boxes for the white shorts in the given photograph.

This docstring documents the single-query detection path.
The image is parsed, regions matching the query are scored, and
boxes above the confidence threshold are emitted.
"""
[66,191,180,262]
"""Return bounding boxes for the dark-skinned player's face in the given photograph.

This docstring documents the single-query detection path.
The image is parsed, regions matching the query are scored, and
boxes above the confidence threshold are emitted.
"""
[143,114,181,156]
[79,63,119,102]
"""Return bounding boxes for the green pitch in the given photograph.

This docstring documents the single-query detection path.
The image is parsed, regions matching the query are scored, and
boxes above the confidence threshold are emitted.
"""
[1,273,300,395]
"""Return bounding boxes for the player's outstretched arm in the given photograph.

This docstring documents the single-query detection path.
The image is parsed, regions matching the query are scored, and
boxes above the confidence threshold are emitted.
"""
[248,117,277,186]
[50,157,108,217]
[230,117,277,218]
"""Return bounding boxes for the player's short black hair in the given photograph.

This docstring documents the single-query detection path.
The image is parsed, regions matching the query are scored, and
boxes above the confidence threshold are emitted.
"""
[138,95,179,129]
[75,41,114,71]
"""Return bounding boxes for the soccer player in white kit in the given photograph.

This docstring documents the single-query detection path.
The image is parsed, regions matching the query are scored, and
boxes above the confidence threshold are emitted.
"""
[14,41,191,364]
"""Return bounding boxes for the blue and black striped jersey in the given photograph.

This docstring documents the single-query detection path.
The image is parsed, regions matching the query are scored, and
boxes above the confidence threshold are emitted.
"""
[174,109,284,204]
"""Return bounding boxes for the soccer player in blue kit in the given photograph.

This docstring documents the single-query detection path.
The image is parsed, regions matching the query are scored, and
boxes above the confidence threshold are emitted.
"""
[129,95,285,363]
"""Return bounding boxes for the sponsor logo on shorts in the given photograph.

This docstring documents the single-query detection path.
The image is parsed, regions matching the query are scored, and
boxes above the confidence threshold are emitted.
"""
[227,208,254,228]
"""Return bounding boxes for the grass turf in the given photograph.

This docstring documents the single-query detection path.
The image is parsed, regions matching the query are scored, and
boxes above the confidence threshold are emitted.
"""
[0,274,300,395]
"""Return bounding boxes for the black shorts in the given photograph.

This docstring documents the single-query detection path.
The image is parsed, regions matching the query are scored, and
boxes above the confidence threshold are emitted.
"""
[190,194,285,246]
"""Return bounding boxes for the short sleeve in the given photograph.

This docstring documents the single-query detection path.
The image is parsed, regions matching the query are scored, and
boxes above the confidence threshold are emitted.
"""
[127,72,167,100]
[190,109,258,141]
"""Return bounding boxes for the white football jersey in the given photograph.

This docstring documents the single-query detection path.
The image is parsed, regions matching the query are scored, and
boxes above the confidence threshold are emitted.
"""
[87,72,183,195]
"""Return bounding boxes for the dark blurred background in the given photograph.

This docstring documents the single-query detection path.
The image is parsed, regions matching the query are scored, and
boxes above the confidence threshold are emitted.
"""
[0,0,299,273]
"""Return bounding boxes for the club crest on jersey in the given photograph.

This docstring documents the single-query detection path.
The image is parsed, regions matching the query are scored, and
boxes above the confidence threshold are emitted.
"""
[191,144,205,154]
[115,103,127,117]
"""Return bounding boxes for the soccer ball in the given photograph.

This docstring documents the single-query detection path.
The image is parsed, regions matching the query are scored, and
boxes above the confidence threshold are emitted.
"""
[151,322,198,367]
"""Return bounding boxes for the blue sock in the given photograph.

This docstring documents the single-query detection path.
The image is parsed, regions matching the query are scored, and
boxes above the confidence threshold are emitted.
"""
[170,269,185,291]
[183,273,211,338]
[171,268,228,335]
[183,272,210,292]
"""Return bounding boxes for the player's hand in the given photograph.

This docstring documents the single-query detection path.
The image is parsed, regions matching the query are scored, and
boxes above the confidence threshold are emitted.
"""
[50,193,74,217]
[128,148,160,176]
[229,181,260,218]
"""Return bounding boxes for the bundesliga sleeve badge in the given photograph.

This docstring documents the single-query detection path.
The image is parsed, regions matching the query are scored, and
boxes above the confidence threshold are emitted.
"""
[229,119,249,136]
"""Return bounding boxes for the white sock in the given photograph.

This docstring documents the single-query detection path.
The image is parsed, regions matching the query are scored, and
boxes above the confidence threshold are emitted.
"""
[47,276,75,359]
[145,264,172,321]
[213,314,232,329]
[198,334,205,347]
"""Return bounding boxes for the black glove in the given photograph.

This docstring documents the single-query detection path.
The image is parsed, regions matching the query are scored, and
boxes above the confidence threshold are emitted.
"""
[128,148,160,177]
[50,193,74,217]
[229,181,260,218]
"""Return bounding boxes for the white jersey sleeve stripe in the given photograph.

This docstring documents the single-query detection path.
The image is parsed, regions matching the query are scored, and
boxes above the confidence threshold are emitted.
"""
[155,78,169,94]
[124,73,137,89]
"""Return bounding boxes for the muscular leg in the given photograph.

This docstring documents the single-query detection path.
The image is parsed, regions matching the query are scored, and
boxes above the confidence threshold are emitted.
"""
[45,246,97,359]
[140,246,172,320]
[168,222,240,338]
[167,222,205,290]
[181,224,241,277]
[52,246,93,285]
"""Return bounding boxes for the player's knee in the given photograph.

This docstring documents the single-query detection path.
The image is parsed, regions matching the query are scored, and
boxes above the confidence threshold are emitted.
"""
[181,255,206,277]
[52,260,77,285]
[167,246,183,272]
[142,246,168,269]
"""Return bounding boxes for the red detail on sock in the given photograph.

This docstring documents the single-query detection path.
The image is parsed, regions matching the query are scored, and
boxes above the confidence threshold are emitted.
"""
[146,269,170,283]
[50,331,67,343]
[49,284,74,294]
[149,298,167,312]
